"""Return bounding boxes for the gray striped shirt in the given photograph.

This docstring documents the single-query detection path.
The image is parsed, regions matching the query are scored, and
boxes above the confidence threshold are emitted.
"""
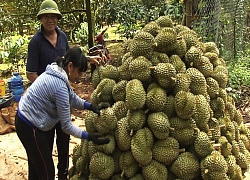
[18,63,87,138]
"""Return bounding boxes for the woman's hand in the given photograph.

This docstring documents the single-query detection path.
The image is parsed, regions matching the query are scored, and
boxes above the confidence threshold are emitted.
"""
[87,55,102,66]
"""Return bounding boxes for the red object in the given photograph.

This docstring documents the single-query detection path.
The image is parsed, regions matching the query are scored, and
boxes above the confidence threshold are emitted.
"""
[94,28,108,44]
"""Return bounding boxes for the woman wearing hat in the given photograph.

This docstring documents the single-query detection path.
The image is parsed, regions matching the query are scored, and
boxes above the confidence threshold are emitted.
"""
[26,0,73,179]
[17,46,109,180]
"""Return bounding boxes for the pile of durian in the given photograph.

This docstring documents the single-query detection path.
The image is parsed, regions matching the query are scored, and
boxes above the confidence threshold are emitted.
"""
[69,16,250,180]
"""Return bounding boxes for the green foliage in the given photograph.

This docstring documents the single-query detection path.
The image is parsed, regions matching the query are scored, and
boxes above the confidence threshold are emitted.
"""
[0,34,30,70]
[226,55,250,90]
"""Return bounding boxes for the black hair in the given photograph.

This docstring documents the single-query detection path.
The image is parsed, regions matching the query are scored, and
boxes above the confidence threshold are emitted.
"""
[56,46,88,72]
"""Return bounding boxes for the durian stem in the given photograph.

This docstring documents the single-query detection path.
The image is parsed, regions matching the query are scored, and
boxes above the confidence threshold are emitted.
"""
[121,171,125,177]
[209,128,215,132]
[179,148,185,153]
[194,127,200,132]
[210,140,215,144]
[204,169,209,174]
[149,66,155,70]
[169,127,175,131]
[219,125,225,128]
[170,77,176,82]
[213,143,221,149]
[130,129,134,136]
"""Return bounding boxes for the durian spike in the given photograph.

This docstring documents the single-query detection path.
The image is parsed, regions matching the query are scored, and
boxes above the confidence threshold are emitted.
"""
[179,148,185,153]
[198,37,202,41]
[121,171,125,177]
[130,129,134,136]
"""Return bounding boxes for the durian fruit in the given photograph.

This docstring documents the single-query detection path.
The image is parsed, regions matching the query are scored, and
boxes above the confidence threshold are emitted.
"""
[150,62,176,90]
[125,79,146,110]
[119,150,139,178]
[185,45,202,67]
[118,56,133,80]
[152,137,181,165]
[162,95,176,119]
[72,144,82,166]
[155,15,174,28]
[211,65,229,89]
[112,80,128,102]
[178,29,199,50]
[112,101,128,120]
[147,112,171,140]
[84,111,98,133]
[193,55,213,77]
[115,117,131,151]
[169,54,186,74]
[204,41,220,55]
[100,64,120,82]
[94,134,116,155]
[142,21,160,37]
[170,117,198,147]
[173,73,191,95]
[200,151,229,180]
[172,37,187,58]
[130,31,155,59]
[130,127,154,166]
[194,131,214,158]
[192,94,211,132]
[146,85,167,112]
[128,56,152,83]
[210,97,226,118]
[186,67,207,95]
[154,27,178,53]
[91,66,102,88]
[218,136,232,157]
[127,109,147,136]
[89,152,115,179]
[94,107,117,134]
[71,15,250,180]
[174,91,196,120]
[95,78,116,103]
[170,152,200,180]
[142,159,168,179]
[150,51,169,66]
[206,77,220,99]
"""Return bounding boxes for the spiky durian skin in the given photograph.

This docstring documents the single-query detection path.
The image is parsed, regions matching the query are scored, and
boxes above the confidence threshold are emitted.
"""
[152,137,180,165]
[89,152,115,179]
[170,152,200,180]
[125,79,146,110]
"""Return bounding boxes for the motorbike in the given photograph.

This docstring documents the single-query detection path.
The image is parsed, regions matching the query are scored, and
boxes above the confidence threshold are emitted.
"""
[88,27,112,73]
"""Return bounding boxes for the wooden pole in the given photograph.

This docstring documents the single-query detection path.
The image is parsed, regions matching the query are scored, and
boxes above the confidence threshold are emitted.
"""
[185,0,193,28]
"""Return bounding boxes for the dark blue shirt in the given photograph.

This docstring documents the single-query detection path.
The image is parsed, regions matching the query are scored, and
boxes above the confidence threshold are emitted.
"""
[26,26,70,75]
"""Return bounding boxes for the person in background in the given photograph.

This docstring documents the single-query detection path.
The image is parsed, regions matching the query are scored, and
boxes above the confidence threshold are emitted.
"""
[26,0,70,179]
[16,46,109,180]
